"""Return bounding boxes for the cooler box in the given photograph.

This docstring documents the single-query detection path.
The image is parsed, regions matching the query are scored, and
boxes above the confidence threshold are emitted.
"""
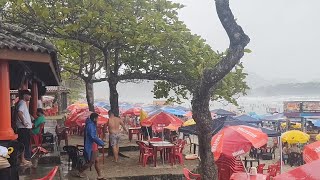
[42,132,54,144]
[261,153,272,160]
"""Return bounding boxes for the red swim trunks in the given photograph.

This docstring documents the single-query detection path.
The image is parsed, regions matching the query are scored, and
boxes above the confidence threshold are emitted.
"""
[92,142,98,152]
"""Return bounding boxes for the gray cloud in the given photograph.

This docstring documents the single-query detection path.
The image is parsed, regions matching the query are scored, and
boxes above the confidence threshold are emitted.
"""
[172,0,320,82]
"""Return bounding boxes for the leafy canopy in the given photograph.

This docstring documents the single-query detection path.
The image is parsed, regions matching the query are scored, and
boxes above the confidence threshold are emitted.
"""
[1,0,249,105]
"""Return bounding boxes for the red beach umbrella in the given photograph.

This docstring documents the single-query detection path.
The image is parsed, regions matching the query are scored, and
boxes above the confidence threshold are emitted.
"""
[274,159,320,180]
[303,141,320,163]
[211,125,268,160]
[95,107,108,116]
[74,111,108,127]
[141,112,183,127]
[122,107,141,116]
[185,111,192,118]
[67,103,88,111]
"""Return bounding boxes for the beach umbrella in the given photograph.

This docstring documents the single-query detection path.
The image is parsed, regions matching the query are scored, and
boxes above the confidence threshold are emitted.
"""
[211,109,236,116]
[141,105,160,113]
[141,112,183,127]
[67,103,88,111]
[65,107,108,126]
[185,111,192,118]
[211,125,268,160]
[183,119,196,126]
[118,103,133,110]
[179,117,280,137]
[311,120,320,127]
[147,107,186,117]
[303,141,320,163]
[95,107,108,116]
[262,113,286,121]
[281,130,310,144]
[164,124,180,131]
[281,122,302,129]
[140,109,148,121]
[122,107,141,116]
[161,106,187,116]
[65,111,91,127]
[236,114,262,123]
[273,159,320,180]
[94,101,108,107]
[74,111,108,127]
[103,104,111,110]
[317,134,320,141]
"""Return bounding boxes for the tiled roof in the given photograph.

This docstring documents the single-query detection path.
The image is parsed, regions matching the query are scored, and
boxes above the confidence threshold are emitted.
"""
[46,86,69,92]
[10,86,69,94]
[0,29,54,53]
[0,24,61,84]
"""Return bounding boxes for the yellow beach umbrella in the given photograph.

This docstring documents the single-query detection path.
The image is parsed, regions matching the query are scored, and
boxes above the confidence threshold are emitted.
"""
[281,122,302,129]
[281,130,310,144]
[139,109,148,122]
[316,134,320,141]
[183,119,196,126]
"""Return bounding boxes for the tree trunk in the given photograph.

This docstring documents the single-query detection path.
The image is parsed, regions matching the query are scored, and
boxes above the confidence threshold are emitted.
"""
[108,78,119,117]
[85,81,95,112]
[192,90,217,180]
[107,77,119,156]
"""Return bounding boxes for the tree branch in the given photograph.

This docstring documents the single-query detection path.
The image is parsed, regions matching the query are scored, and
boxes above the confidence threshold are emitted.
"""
[203,0,250,88]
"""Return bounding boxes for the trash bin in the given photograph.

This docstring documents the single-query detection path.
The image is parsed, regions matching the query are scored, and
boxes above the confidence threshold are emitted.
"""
[0,140,24,180]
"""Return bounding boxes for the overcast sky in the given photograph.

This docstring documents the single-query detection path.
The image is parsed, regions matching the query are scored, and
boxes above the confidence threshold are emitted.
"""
[171,0,320,82]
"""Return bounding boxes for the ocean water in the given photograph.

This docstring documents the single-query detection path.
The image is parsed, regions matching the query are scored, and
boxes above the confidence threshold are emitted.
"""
[93,81,320,114]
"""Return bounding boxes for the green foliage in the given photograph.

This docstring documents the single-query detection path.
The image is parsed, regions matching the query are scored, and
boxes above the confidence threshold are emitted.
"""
[54,39,104,81]
[1,0,249,106]
[61,71,84,103]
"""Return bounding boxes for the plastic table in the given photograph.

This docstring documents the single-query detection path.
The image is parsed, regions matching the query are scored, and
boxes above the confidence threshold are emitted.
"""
[230,173,267,180]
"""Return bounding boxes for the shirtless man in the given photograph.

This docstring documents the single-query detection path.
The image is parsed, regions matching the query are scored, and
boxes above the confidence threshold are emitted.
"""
[107,110,128,162]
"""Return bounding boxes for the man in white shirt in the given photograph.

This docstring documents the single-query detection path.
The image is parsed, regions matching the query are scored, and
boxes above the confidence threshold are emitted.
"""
[37,96,43,108]
[16,90,33,165]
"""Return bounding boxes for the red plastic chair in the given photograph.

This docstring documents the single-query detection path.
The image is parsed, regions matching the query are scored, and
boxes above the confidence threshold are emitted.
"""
[31,123,45,147]
[170,140,186,165]
[266,166,277,180]
[257,164,265,174]
[136,141,147,163]
[183,168,201,180]
[141,143,154,167]
[33,166,58,180]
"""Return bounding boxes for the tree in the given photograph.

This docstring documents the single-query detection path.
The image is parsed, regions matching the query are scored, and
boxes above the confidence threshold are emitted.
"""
[1,1,250,178]
[56,40,104,111]
[61,71,84,104]
[117,1,250,179]
[1,0,186,117]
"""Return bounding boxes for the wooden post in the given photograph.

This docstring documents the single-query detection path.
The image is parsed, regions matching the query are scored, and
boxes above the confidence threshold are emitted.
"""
[30,81,38,117]
[0,61,18,140]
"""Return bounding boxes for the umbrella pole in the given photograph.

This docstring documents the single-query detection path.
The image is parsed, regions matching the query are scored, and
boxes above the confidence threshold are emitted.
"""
[146,126,150,140]
[279,136,282,174]
[239,156,249,178]
[162,129,164,166]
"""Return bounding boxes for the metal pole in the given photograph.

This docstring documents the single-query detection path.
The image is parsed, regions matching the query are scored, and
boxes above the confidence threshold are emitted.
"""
[300,102,304,132]
[279,136,282,174]
[146,126,150,140]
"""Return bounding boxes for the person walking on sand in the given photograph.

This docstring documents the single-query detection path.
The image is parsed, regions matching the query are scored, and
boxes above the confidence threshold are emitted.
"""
[107,110,128,162]
[77,113,106,180]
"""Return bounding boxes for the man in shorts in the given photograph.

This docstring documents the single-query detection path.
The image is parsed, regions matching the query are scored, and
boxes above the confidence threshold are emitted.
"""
[107,110,128,162]
[77,113,105,179]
